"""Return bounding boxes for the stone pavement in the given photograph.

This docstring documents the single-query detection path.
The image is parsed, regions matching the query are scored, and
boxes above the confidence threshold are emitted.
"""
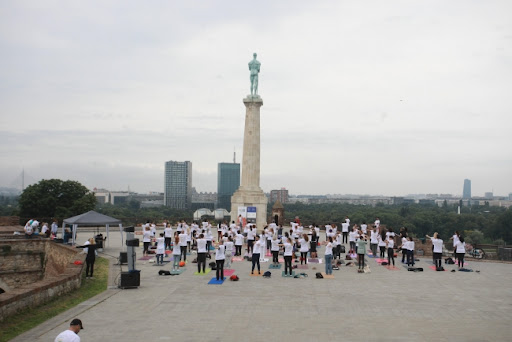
[11,230,512,342]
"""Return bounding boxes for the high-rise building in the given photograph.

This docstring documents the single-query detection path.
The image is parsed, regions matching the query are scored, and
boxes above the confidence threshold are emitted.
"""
[463,179,471,199]
[270,188,289,204]
[217,162,240,211]
[164,161,192,209]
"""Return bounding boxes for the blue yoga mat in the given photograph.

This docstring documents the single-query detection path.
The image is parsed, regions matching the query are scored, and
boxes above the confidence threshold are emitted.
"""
[208,277,226,285]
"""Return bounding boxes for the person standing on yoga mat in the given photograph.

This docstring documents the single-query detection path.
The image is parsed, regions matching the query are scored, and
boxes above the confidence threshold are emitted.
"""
[271,234,281,266]
[178,230,188,262]
[234,231,244,256]
[247,225,255,255]
[426,233,443,269]
[215,240,225,281]
[299,234,310,265]
[310,230,318,259]
[195,234,207,273]
[142,226,151,256]
[341,220,349,244]
[385,235,395,266]
[171,235,181,271]
[225,236,234,269]
[282,238,293,276]
[406,236,415,266]
[251,235,262,274]
[454,236,466,268]
[356,234,367,270]
[378,231,386,258]
[323,236,334,275]
[370,227,379,257]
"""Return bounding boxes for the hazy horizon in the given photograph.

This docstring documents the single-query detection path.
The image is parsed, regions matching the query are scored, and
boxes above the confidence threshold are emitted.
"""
[1,1,511,197]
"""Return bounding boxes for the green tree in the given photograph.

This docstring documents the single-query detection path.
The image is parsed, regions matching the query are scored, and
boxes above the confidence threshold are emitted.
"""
[18,179,96,219]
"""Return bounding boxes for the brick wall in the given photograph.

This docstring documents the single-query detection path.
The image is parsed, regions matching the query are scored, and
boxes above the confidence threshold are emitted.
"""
[0,240,85,322]
[0,217,20,226]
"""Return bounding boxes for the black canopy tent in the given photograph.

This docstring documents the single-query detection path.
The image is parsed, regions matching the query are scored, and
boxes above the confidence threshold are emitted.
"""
[62,210,123,246]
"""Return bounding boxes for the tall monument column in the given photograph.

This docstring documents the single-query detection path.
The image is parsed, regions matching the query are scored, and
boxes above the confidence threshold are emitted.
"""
[231,53,268,231]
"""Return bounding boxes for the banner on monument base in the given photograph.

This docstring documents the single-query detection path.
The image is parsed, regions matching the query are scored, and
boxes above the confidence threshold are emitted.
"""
[247,206,256,224]
[238,207,247,227]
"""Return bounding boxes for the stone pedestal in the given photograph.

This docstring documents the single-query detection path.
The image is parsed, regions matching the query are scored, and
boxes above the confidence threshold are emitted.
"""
[231,96,268,231]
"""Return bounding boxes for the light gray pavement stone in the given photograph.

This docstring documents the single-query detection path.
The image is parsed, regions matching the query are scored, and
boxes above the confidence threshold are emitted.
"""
[10,229,512,342]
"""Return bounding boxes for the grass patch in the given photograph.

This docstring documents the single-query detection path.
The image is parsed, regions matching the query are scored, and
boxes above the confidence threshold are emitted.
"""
[0,257,109,342]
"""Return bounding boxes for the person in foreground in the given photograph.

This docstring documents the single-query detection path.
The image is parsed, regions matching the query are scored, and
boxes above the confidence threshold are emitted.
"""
[55,318,83,342]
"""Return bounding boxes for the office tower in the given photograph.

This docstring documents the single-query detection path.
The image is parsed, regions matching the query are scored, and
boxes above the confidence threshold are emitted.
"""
[270,188,289,204]
[164,161,192,209]
[463,179,471,199]
[217,162,240,211]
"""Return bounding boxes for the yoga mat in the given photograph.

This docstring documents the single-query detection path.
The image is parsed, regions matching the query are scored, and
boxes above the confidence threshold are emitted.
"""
[170,269,185,275]
[224,269,235,276]
[321,272,334,279]
[194,269,212,275]
[138,256,153,260]
[281,271,295,277]
[297,264,309,269]
[429,265,446,272]
[278,258,285,263]
[367,254,375,258]
[269,264,282,269]
[375,258,388,264]
[384,265,400,270]
[250,272,262,276]
[232,257,244,262]
[265,252,272,257]
[308,258,319,263]
[208,277,226,285]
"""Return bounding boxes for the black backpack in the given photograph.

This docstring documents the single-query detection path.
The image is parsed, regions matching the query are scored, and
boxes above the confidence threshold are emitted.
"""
[158,270,172,276]
[436,266,445,271]
[445,257,455,264]
[315,272,323,279]
[340,245,346,253]
[263,271,271,278]
[209,262,216,270]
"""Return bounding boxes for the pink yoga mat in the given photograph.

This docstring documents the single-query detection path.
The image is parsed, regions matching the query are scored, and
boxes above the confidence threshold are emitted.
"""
[429,265,446,272]
[224,269,235,276]
[375,258,388,264]
[384,265,400,270]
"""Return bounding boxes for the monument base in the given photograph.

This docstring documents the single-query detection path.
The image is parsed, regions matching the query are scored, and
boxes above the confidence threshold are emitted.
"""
[231,187,268,231]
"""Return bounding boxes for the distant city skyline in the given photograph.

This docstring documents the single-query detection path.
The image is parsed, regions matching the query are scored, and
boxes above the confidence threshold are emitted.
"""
[1,1,511,197]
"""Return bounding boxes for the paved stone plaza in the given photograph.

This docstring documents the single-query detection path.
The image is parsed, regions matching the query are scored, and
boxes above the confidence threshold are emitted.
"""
[12,230,512,342]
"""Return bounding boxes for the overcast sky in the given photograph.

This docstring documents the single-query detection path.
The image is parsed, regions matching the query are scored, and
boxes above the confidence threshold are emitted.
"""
[1,0,511,197]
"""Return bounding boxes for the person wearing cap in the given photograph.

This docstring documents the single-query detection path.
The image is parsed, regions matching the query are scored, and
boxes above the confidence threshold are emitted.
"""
[55,318,83,342]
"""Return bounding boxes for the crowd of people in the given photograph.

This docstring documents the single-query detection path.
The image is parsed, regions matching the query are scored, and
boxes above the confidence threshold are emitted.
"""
[136,216,468,279]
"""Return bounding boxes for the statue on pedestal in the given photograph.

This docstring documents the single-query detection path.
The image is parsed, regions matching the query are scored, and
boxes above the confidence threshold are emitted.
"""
[248,53,261,97]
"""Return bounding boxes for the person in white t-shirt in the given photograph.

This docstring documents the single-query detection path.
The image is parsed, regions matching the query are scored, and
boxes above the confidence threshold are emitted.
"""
[370,227,379,257]
[348,227,358,252]
[406,237,415,267]
[24,220,34,238]
[426,232,444,269]
[271,235,281,266]
[224,236,234,269]
[171,236,181,271]
[299,234,310,265]
[234,232,244,256]
[449,231,460,258]
[55,318,83,342]
[385,235,395,266]
[247,226,256,255]
[164,225,173,250]
[194,234,208,274]
[155,233,165,265]
[281,239,293,276]
[178,231,188,262]
[251,235,263,274]
[341,221,349,244]
[215,241,226,281]
[360,222,368,235]
[454,236,466,268]
[142,226,152,256]
[323,236,334,275]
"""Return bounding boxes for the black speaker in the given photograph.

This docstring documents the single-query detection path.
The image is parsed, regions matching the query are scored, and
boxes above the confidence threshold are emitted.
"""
[119,272,140,289]
[119,252,127,264]
[124,226,135,232]
[126,238,140,247]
